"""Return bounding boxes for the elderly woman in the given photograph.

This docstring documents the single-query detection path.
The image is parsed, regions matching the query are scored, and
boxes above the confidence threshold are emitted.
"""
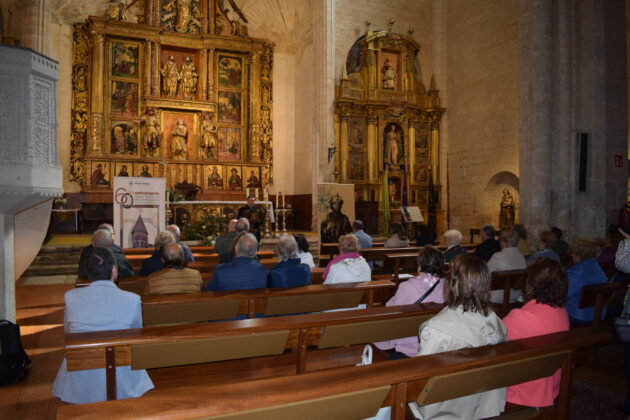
[566,239,609,324]
[527,230,560,264]
[384,222,410,248]
[139,230,176,276]
[374,246,445,358]
[268,234,311,288]
[442,229,466,262]
[415,254,507,419]
[503,258,569,408]
[323,234,371,284]
[293,233,316,269]
[514,223,531,256]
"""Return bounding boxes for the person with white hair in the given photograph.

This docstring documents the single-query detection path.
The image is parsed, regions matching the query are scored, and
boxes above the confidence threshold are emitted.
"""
[268,235,311,288]
[204,233,268,291]
[78,228,134,278]
[166,224,194,262]
[323,234,371,284]
[138,230,176,276]
[442,229,466,262]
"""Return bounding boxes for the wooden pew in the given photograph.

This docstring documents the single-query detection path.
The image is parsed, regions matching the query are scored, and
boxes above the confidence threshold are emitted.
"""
[126,250,276,271]
[58,327,609,419]
[579,280,628,328]
[384,253,418,282]
[141,279,397,325]
[360,247,422,264]
[490,269,528,317]
[59,302,442,401]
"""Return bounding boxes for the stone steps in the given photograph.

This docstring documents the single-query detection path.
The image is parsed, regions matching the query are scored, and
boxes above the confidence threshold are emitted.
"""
[22,244,84,277]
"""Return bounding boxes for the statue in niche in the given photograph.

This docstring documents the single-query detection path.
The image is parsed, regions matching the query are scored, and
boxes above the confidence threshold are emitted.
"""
[200,111,217,159]
[381,58,396,89]
[180,56,198,99]
[171,119,188,159]
[161,56,180,97]
[162,0,201,34]
[499,189,515,228]
[142,108,162,156]
[384,123,403,169]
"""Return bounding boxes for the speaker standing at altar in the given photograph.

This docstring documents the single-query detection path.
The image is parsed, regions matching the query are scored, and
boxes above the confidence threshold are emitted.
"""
[237,194,262,240]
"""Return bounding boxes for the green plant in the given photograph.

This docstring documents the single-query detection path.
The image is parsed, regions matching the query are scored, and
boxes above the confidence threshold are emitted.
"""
[182,213,228,245]
[167,189,184,202]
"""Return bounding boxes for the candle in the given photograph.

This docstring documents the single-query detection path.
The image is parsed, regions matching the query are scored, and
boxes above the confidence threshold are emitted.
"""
[246,188,250,198]
[276,191,279,209]
[255,188,259,200]
[282,192,286,208]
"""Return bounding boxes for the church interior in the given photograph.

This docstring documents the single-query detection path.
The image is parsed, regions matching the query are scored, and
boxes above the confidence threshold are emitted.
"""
[1,0,630,418]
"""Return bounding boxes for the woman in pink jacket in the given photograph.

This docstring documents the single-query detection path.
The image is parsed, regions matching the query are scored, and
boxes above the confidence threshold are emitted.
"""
[502,258,570,407]
[374,246,445,358]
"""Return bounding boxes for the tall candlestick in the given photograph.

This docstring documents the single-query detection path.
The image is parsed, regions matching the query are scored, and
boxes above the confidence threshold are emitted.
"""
[276,191,280,209]
[282,192,285,208]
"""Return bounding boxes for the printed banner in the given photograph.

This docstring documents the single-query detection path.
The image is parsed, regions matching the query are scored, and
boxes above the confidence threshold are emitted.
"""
[113,177,166,248]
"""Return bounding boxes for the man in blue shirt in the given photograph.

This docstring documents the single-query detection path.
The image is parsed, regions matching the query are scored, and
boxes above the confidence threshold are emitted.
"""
[205,233,268,291]
[352,220,373,249]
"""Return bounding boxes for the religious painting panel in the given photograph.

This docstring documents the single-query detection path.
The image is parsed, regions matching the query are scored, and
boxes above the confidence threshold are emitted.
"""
[379,50,400,91]
[110,121,139,155]
[161,111,197,160]
[159,49,200,100]
[89,161,111,189]
[415,127,429,152]
[206,164,224,189]
[135,163,157,178]
[383,122,404,170]
[349,118,367,149]
[317,183,355,244]
[115,161,132,177]
[226,166,243,190]
[110,81,139,118]
[217,91,241,124]
[111,41,140,79]
[217,127,241,161]
[244,166,261,188]
[217,55,243,88]
[160,0,201,34]
[415,159,429,183]
[387,177,402,204]
[416,189,428,206]
[349,152,365,181]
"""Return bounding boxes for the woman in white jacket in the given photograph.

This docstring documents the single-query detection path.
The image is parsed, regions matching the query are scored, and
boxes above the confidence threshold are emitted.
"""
[323,234,371,284]
[414,254,507,420]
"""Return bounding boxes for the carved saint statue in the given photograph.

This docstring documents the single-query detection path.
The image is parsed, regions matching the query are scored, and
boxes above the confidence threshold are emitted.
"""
[180,56,198,99]
[142,108,162,156]
[171,119,188,159]
[385,124,402,169]
[175,0,192,32]
[381,58,396,89]
[161,55,180,97]
[499,189,515,228]
[200,111,217,159]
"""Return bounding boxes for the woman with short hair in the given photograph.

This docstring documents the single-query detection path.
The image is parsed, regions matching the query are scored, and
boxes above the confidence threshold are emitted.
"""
[322,234,371,284]
[566,239,609,324]
[415,254,507,419]
[442,229,466,262]
[268,234,311,288]
[384,222,410,248]
[293,233,316,269]
[503,258,569,408]
[526,230,560,264]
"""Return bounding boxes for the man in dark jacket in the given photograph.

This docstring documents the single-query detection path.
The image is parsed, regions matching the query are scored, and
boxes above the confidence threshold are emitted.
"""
[205,233,267,291]
[214,218,249,263]
[473,224,501,262]
[78,228,134,278]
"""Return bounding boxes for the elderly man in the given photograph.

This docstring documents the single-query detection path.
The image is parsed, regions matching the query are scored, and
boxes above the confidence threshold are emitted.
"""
[214,218,240,263]
[352,220,373,249]
[145,243,202,295]
[442,229,466,262]
[53,247,153,403]
[78,229,133,278]
[268,234,311,288]
[139,231,176,277]
[488,227,527,303]
[205,233,268,291]
[473,224,501,262]
[166,224,194,262]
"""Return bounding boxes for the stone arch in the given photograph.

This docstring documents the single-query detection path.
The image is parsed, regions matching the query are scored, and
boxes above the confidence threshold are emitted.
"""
[485,171,519,192]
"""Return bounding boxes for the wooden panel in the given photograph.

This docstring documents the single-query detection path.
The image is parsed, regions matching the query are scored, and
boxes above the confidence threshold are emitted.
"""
[66,346,132,371]
[131,330,290,369]
[291,194,313,232]
[263,291,364,316]
[417,351,570,406]
[203,386,389,420]
[142,300,240,326]
[317,314,430,349]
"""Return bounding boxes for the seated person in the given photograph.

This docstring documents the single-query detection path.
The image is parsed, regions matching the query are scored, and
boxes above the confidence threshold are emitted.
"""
[488,227,527,303]
[384,222,410,248]
[166,224,194,262]
[615,227,630,273]
[566,239,609,324]
[214,219,239,263]
[550,226,570,255]
[513,223,531,256]
[442,229,466,262]
[52,247,153,403]
[415,222,436,246]
[138,231,176,277]
[144,243,202,295]
[473,224,500,262]
[374,246,445,358]
[294,233,316,269]
[415,254,507,419]
[237,195,262,240]
[527,229,560,264]
[78,228,134,279]
[205,233,268,291]
[322,234,371,284]
[352,220,373,249]
[268,234,311,288]
[503,258,569,408]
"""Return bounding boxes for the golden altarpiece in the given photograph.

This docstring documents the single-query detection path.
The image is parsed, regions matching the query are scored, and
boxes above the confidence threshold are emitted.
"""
[334,25,445,229]
[69,0,273,207]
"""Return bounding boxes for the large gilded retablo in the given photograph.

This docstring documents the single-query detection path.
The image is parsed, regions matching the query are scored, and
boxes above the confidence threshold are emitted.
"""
[70,0,273,199]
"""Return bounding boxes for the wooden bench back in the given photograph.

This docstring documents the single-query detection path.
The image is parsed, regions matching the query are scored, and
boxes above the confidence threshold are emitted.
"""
[490,269,528,316]
[124,246,216,255]
[579,280,628,328]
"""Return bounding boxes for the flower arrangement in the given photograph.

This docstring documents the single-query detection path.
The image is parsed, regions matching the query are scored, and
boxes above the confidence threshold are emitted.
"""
[182,213,228,246]
[53,195,68,209]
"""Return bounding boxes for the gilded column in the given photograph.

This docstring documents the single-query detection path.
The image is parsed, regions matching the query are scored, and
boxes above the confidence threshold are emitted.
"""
[207,48,215,101]
[144,40,151,95]
[152,40,160,96]
[200,49,207,100]
[339,111,349,181]
[430,120,440,184]
[89,32,105,155]
[334,114,340,177]
[408,118,416,182]
[249,49,262,162]
[367,111,378,182]
[366,49,376,93]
